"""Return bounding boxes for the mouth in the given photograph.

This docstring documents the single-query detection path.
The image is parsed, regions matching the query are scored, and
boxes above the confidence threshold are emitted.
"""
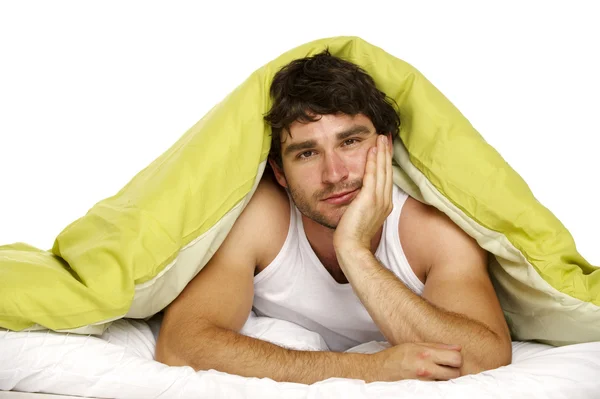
[322,188,360,205]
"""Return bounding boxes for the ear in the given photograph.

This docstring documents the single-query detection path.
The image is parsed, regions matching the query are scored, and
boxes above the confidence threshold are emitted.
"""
[268,158,288,188]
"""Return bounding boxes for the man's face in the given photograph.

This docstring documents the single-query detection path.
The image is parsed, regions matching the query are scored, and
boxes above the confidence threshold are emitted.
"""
[272,113,387,230]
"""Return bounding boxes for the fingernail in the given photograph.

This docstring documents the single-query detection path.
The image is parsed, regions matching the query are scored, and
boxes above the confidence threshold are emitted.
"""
[382,136,388,144]
[371,147,377,154]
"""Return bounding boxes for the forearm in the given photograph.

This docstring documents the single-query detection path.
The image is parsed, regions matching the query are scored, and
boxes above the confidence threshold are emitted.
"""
[337,248,507,374]
[157,323,376,384]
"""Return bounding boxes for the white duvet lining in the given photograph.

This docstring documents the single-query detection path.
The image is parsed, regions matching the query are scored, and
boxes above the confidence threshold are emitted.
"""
[1,312,599,399]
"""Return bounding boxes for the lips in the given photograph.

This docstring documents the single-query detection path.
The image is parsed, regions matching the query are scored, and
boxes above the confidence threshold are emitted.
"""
[322,188,359,205]
[325,190,355,200]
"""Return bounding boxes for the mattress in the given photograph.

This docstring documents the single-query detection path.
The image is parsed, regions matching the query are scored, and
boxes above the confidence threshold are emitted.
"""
[1,313,599,399]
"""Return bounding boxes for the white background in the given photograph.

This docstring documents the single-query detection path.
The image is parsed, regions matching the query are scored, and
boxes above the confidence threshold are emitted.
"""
[0,1,598,265]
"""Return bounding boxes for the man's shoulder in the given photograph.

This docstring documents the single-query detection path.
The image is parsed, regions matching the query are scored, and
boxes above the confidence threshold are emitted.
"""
[395,196,435,282]
[233,169,291,267]
[247,169,290,220]
[400,197,474,247]
[398,196,486,279]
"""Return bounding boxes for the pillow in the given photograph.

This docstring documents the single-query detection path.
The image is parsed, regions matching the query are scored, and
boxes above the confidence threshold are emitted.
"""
[0,36,598,345]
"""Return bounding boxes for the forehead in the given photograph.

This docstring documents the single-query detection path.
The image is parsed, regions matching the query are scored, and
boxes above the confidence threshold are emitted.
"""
[282,113,375,143]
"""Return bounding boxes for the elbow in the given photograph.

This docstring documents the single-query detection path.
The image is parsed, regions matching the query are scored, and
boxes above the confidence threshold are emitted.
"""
[385,330,406,347]
[496,336,513,368]
[489,332,513,369]
[155,324,220,372]
[387,336,401,347]
[464,353,511,376]
[155,329,196,369]
[155,337,184,368]
[464,334,512,375]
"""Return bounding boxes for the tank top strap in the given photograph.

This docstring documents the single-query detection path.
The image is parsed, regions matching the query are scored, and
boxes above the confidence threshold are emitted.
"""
[377,185,425,295]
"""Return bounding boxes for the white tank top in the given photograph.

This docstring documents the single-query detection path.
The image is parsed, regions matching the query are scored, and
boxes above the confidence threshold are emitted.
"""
[252,185,425,352]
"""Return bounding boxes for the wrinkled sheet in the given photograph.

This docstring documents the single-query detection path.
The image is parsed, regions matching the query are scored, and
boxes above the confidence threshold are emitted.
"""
[1,313,599,399]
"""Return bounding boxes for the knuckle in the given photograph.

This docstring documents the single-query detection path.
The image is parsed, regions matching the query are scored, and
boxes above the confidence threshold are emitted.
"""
[415,366,430,378]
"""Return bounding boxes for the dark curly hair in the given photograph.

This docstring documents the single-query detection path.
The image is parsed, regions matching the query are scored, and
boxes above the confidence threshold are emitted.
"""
[263,49,401,169]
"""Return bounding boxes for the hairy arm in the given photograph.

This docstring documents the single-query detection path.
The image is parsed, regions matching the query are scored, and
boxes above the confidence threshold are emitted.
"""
[156,176,378,384]
[162,320,377,384]
[336,218,512,375]
[157,250,462,384]
[333,135,511,376]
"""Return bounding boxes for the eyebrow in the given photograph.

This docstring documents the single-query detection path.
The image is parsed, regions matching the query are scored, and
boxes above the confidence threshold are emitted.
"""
[283,125,372,156]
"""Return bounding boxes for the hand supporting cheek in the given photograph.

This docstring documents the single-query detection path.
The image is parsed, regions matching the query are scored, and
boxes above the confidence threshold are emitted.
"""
[333,134,393,253]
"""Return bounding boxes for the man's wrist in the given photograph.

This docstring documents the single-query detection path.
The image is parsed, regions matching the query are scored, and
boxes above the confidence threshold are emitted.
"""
[335,242,373,271]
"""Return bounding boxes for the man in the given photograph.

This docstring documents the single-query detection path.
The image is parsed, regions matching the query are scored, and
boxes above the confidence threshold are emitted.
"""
[155,50,512,383]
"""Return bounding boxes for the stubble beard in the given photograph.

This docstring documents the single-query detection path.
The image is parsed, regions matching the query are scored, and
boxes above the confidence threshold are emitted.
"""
[286,178,362,230]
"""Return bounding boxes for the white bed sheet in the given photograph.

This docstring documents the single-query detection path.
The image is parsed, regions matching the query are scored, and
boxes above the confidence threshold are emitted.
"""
[1,313,599,399]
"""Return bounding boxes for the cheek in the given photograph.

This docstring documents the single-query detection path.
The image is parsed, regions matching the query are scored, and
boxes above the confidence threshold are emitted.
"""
[286,167,317,191]
[346,148,370,176]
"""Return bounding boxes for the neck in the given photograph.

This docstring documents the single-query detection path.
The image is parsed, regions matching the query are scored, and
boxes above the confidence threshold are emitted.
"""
[302,214,383,269]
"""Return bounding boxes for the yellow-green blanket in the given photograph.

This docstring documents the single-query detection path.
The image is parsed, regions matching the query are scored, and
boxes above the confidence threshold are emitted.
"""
[1,36,598,345]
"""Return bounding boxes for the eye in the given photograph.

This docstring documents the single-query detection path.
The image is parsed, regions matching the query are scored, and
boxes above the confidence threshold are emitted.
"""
[343,138,359,146]
[298,150,315,159]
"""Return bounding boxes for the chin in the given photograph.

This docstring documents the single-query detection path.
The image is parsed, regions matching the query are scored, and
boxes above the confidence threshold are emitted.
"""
[326,210,345,227]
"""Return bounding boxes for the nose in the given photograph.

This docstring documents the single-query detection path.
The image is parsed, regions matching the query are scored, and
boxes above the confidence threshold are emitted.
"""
[321,151,349,184]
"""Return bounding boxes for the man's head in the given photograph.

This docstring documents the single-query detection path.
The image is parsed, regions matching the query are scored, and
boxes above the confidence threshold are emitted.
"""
[263,49,400,229]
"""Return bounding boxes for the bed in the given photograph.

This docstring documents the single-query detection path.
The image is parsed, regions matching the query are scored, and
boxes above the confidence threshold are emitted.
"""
[2,312,600,398]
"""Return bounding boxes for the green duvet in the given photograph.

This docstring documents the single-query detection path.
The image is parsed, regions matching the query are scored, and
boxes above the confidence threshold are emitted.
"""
[1,36,598,345]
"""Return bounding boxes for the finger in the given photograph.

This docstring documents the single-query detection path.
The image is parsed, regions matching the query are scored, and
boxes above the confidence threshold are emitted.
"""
[429,348,463,368]
[415,366,437,381]
[363,146,377,191]
[414,363,460,381]
[430,364,462,381]
[376,135,386,197]
[384,135,393,210]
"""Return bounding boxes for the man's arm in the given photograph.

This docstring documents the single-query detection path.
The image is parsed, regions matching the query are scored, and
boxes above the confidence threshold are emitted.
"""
[156,176,462,383]
[156,212,372,384]
[335,215,512,375]
[333,135,512,375]
[155,178,367,384]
